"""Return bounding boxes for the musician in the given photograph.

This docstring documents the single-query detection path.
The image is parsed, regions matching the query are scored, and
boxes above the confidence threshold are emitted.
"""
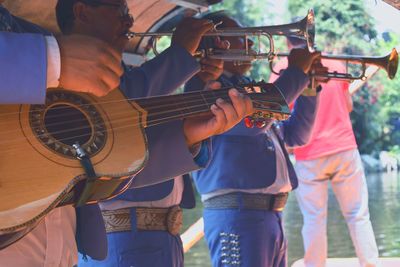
[269,36,380,267]
[55,1,225,266]
[0,3,124,103]
[0,2,253,267]
[184,11,323,267]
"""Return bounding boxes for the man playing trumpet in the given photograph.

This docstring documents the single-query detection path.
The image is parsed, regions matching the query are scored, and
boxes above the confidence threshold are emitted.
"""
[185,11,324,267]
[269,35,380,267]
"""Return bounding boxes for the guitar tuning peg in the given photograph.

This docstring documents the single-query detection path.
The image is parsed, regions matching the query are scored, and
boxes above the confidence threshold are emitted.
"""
[244,116,254,128]
[255,119,267,128]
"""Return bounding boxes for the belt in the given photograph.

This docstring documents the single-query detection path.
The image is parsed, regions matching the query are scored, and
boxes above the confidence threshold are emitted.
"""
[203,192,288,211]
[101,206,183,235]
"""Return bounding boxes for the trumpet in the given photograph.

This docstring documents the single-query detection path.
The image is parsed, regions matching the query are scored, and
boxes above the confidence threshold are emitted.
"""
[126,9,315,62]
[270,48,399,81]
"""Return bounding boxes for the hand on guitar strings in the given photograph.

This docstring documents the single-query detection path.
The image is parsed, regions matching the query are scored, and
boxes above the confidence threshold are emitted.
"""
[183,89,253,147]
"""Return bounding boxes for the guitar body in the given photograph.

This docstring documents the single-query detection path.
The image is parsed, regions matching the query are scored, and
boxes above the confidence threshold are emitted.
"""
[0,89,148,234]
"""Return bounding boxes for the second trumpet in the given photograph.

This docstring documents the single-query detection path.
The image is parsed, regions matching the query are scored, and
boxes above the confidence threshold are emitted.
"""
[126,9,315,63]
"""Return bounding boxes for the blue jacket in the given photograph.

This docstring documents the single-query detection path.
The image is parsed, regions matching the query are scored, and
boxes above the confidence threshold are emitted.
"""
[184,68,319,194]
[0,5,48,104]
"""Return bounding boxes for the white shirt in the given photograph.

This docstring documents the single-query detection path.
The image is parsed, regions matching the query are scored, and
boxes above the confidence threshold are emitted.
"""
[45,36,61,88]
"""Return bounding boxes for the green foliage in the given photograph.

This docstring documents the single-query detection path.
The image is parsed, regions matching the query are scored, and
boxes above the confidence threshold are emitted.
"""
[288,0,377,54]
[364,33,400,152]
[211,0,276,27]
[350,27,400,154]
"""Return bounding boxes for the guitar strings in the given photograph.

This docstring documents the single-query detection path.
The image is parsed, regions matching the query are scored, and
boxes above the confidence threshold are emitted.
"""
[0,87,240,117]
[0,103,217,153]
[0,90,232,131]
[0,89,282,137]
[1,101,281,156]
[0,96,218,143]
[0,85,283,118]
[0,92,279,136]
[0,99,280,152]
[0,98,275,145]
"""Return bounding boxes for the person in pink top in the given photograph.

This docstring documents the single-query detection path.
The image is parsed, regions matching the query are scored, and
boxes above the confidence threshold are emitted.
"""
[269,36,380,267]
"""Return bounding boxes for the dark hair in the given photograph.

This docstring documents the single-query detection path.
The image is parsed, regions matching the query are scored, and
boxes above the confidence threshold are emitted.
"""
[202,10,231,26]
[56,0,77,34]
[286,16,308,48]
[287,36,307,49]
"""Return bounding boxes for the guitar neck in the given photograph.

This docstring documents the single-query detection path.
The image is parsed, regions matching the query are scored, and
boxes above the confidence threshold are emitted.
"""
[134,88,235,127]
[133,83,290,127]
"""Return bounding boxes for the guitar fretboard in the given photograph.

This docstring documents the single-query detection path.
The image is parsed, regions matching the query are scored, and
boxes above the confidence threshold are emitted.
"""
[133,83,288,127]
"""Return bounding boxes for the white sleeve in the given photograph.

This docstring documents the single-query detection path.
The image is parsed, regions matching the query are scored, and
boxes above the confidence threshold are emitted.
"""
[45,36,61,88]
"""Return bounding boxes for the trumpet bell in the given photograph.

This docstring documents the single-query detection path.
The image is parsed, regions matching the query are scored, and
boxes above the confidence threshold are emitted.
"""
[387,48,398,79]
[365,48,398,79]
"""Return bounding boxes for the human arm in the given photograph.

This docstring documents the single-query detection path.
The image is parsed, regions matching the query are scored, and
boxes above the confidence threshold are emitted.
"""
[280,94,320,147]
[120,45,200,98]
[270,49,323,146]
[271,66,320,147]
[273,48,321,103]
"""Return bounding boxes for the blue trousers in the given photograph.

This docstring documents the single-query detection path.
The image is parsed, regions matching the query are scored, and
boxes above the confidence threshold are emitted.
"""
[78,222,183,267]
[203,208,287,267]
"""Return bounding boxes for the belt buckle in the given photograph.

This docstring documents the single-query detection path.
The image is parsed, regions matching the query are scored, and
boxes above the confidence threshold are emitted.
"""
[166,206,183,236]
[271,193,288,211]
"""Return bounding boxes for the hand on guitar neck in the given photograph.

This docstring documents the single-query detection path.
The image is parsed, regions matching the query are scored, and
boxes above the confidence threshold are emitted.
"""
[183,88,253,147]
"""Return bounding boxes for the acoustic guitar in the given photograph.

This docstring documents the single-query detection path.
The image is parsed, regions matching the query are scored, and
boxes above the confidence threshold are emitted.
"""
[0,82,289,247]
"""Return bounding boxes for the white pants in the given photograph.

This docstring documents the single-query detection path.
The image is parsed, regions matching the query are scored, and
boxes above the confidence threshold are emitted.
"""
[295,149,379,267]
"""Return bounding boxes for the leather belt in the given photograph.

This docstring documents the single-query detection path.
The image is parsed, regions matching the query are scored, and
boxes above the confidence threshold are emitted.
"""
[101,206,183,235]
[203,192,289,211]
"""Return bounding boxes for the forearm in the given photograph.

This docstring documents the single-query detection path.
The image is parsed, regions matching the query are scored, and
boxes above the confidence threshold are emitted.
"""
[273,66,309,104]
[121,44,200,98]
[282,94,320,147]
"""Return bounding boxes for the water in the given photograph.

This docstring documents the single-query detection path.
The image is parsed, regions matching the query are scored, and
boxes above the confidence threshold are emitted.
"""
[183,171,400,266]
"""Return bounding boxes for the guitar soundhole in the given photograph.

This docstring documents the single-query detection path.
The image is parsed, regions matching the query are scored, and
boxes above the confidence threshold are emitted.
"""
[29,91,107,159]
[44,104,91,146]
